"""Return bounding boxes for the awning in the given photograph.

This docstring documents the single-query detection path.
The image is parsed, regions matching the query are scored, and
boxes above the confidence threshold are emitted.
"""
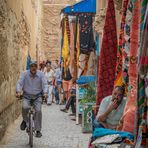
[76,76,96,85]
[61,0,96,14]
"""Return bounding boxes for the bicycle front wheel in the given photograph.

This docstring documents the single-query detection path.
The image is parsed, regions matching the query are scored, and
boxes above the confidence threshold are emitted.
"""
[29,113,34,148]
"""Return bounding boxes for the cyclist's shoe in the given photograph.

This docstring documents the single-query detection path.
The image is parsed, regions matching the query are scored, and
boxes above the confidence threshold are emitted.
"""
[36,131,42,138]
[20,120,27,131]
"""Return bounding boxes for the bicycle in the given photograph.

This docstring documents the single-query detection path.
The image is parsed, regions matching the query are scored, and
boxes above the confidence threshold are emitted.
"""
[18,95,43,148]
[28,99,35,148]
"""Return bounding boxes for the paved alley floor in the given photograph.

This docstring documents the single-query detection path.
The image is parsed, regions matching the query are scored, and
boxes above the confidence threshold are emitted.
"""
[0,104,91,148]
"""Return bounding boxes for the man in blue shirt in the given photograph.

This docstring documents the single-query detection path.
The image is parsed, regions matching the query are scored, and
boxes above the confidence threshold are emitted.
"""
[16,61,48,138]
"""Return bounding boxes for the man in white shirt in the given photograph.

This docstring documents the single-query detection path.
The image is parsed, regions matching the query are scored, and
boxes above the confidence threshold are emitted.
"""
[45,62,54,105]
[94,86,126,130]
[54,61,62,104]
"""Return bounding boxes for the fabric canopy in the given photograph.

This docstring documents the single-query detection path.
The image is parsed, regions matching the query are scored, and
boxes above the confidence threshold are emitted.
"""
[62,0,96,14]
[76,76,96,85]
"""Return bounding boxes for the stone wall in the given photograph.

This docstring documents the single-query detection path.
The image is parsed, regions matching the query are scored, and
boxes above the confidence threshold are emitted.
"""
[41,0,76,61]
[0,0,42,141]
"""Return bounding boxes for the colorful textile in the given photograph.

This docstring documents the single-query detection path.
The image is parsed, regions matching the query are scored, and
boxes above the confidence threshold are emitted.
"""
[139,9,148,76]
[137,77,146,126]
[62,18,70,77]
[69,18,76,78]
[92,128,134,141]
[136,77,148,146]
[122,1,134,89]
[66,16,70,44]
[78,53,89,77]
[122,0,140,135]
[96,0,118,105]
[87,51,97,76]
[75,17,80,78]
[79,13,95,54]
[114,0,129,86]
[140,0,147,30]
[136,1,148,146]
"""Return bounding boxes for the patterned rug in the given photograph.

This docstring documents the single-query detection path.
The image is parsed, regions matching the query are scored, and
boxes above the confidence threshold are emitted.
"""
[136,1,148,145]
[96,0,118,105]
[79,13,95,54]
[122,1,134,92]
[122,0,140,135]
[114,0,129,86]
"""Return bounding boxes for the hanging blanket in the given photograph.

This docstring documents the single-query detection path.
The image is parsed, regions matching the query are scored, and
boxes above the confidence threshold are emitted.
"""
[69,18,76,79]
[96,0,117,105]
[114,0,129,86]
[79,13,95,54]
[122,1,134,91]
[62,17,70,77]
[137,1,148,146]
[122,0,140,135]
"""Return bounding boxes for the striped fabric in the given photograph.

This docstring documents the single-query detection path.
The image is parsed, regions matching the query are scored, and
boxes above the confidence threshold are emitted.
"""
[65,16,70,45]
[140,0,147,30]
[137,78,145,126]
[136,1,148,146]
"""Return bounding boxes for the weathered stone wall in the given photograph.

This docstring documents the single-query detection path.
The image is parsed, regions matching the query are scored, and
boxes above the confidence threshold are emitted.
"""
[41,0,76,61]
[0,0,42,140]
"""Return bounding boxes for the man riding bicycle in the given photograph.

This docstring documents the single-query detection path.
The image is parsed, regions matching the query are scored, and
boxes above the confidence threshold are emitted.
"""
[16,61,48,138]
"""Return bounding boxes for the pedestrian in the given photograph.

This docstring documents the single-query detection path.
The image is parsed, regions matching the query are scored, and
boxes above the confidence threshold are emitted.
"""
[45,61,54,105]
[62,61,73,102]
[16,61,48,138]
[54,61,62,104]
[60,81,76,116]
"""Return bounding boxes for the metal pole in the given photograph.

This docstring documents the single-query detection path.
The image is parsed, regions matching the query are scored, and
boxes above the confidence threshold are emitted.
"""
[76,84,79,124]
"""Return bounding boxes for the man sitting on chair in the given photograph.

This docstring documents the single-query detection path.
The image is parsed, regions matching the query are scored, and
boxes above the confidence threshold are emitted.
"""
[93,86,126,130]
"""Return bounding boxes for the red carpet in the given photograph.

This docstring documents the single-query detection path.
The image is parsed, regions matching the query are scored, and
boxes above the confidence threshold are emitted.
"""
[96,0,118,105]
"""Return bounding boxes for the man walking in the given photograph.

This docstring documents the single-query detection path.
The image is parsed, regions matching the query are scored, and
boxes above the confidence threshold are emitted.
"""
[16,61,48,137]
[44,61,54,105]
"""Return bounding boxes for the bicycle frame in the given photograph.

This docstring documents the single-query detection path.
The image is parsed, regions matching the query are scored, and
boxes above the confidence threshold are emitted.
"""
[28,100,35,148]
[18,95,43,148]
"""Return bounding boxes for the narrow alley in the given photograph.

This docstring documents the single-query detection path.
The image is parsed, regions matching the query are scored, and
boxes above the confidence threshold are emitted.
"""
[0,104,90,148]
[0,0,147,148]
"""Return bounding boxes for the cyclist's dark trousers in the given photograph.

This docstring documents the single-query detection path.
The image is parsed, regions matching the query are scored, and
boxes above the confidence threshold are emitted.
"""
[22,97,42,131]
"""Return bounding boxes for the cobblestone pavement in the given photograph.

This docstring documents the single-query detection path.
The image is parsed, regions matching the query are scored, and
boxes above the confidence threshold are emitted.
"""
[0,104,91,148]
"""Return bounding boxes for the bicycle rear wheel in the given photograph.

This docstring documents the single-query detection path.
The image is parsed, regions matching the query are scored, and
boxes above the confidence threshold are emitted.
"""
[29,113,34,147]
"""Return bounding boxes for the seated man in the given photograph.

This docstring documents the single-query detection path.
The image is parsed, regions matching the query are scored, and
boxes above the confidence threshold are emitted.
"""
[93,86,126,130]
